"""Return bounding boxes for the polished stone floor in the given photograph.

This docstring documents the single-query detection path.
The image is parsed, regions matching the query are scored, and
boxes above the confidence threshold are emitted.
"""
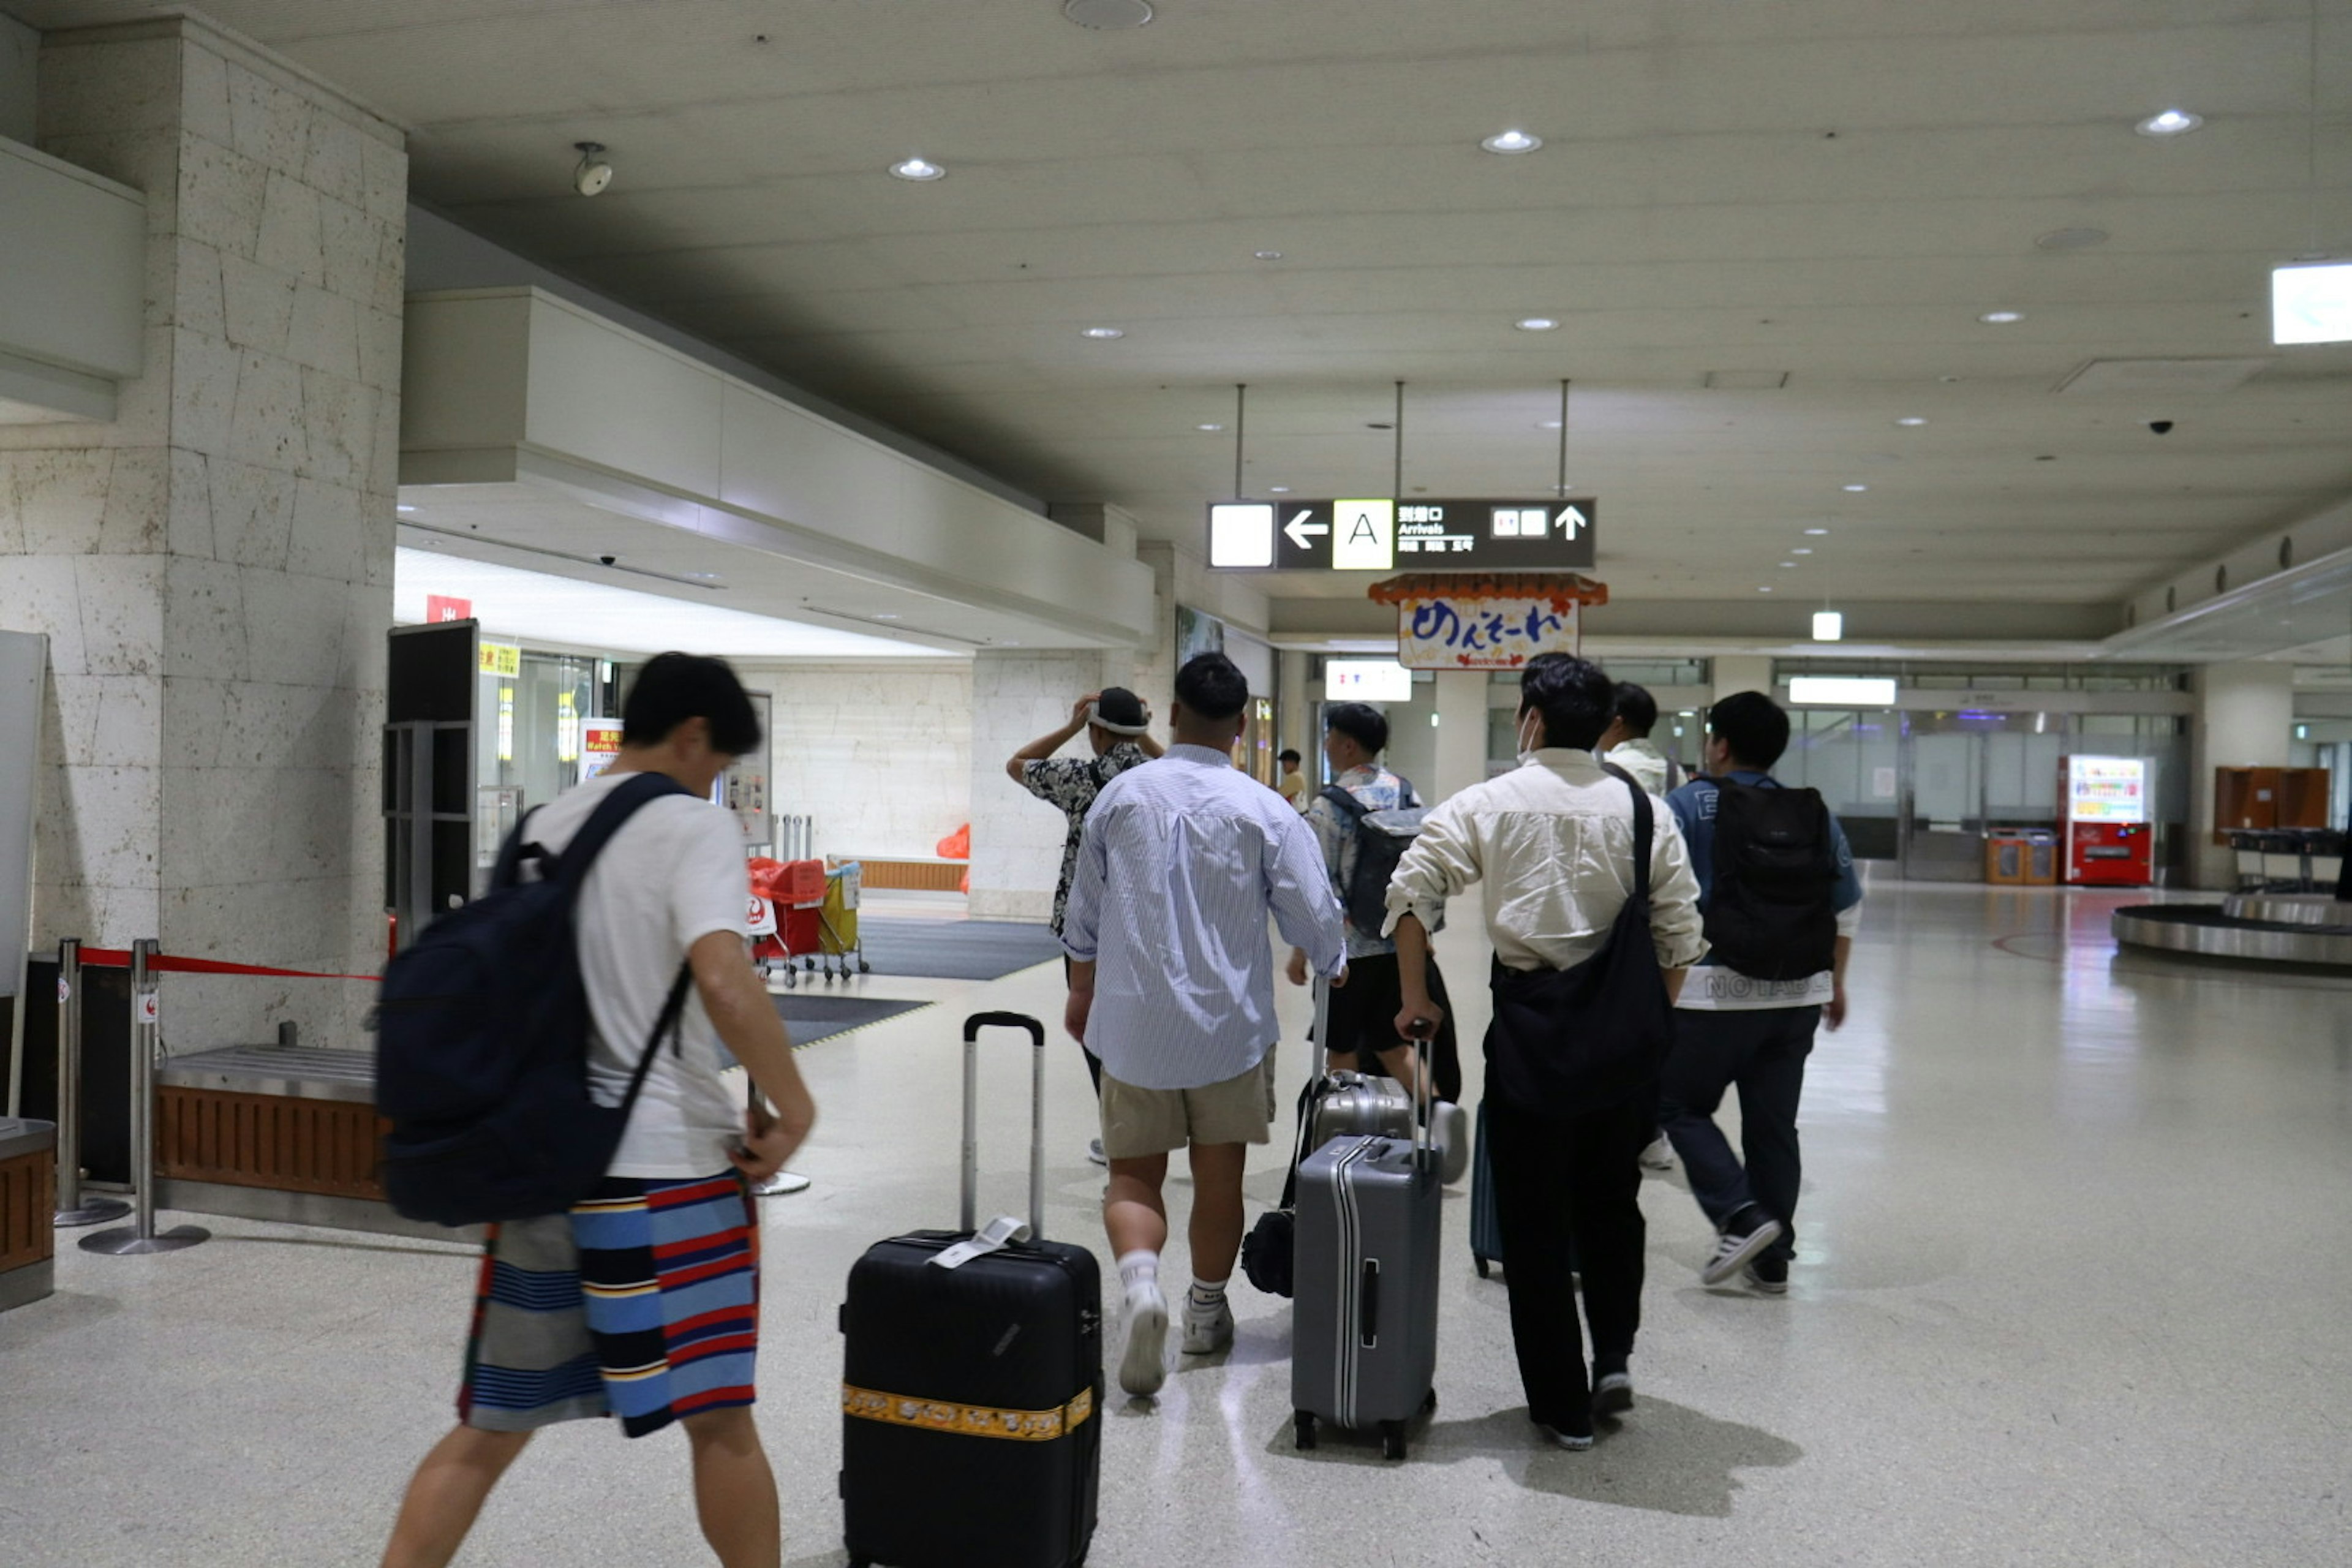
[4,881,2348,1565]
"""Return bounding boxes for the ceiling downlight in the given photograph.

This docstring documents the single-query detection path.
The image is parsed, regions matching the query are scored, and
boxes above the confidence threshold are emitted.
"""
[1480,129,1542,154]
[888,157,946,182]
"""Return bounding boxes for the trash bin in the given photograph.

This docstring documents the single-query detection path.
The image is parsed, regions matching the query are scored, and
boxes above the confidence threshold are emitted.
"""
[1985,835,2027,884]
[2024,831,2059,886]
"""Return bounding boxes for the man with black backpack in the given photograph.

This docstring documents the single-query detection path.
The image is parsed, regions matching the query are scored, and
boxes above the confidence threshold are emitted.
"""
[1388,655,1705,1450]
[1287,701,1461,1104]
[379,654,816,1568]
[1662,690,1864,1297]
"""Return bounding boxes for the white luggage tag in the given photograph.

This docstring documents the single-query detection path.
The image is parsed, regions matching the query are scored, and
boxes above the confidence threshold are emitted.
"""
[930,1213,1032,1270]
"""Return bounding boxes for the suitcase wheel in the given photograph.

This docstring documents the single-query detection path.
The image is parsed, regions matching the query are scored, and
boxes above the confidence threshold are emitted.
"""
[1381,1420,1407,1462]
[1294,1411,1316,1451]
[1423,1387,1438,1414]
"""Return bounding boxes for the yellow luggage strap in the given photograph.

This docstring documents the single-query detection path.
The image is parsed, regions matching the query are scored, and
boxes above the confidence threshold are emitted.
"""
[842,1382,1095,1442]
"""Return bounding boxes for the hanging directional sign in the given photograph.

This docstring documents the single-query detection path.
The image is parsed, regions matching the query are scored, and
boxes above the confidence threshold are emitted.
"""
[1206,498,1598,572]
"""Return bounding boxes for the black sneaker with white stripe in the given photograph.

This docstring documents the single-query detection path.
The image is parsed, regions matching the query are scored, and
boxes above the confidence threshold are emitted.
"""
[1700,1207,1785,1286]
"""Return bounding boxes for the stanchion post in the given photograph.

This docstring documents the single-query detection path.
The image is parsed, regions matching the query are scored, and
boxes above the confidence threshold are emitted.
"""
[81,938,208,1256]
[53,938,129,1227]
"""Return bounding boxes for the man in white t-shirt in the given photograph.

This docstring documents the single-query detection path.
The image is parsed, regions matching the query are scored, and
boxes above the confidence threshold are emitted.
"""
[382,654,817,1568]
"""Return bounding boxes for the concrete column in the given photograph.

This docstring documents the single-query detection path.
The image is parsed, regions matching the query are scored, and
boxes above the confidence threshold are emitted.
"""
[1710,654,1776,701]
[0,17,405,1049]
[967,649,1126,924]
[1278,649,1312,774]
[1431,671,1491,805]
[2189,662,2296,889]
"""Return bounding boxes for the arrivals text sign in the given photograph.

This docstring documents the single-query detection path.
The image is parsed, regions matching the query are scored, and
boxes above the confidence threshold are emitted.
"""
[1206,498,1598,572]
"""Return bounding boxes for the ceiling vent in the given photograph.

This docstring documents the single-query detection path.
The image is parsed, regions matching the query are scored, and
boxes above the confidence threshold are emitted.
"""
[2055,357,2271,395]
[1704,370,1790,390]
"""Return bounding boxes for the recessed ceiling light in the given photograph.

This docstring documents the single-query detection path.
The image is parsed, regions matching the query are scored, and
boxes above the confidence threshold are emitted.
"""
[1792,547,1814,555]
[396,503,417,513]
[1779,560,1798,568]
[1197,423,1225,432]
[683,571,722,581]
[1804,527,1829,535]
[1536,419,1563,430]
[1894,417,1928,427]
[1480,129,1542,155]
[888,157,946,182]
[1979,310,2024,324]
[1063,0,1153,29]
[1268,485,1292,494]
[1758,586,1774,593]
[1254,250,1283,260]
[1842,483,1870,492]
[2136,108,2203,137]
[1515,317,1560,331]
[873,612,901,620]
[1080,326,1125,339]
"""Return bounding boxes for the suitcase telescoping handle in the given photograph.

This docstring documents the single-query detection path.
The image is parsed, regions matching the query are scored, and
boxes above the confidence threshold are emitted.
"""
[959,1011,1048,1240]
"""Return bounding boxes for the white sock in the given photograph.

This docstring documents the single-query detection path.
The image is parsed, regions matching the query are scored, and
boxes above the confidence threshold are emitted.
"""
[1117,1250,1159,1300]
[1186,1276,1229,1317]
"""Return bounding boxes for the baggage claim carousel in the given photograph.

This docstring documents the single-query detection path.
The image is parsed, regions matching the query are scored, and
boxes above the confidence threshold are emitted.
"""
[2112,894,2352,970]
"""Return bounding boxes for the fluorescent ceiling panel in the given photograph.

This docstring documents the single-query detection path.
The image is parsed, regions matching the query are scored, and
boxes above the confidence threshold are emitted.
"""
[393,549,944,658]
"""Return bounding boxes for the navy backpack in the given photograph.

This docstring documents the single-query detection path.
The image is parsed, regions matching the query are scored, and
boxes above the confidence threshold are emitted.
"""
[375,771,694,1226]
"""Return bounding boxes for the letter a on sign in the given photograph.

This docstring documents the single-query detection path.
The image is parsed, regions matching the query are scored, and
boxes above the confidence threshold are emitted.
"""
[1331,499,1396,571]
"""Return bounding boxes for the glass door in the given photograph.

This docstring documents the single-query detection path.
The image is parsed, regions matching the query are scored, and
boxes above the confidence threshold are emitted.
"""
[1900,709,2054,881]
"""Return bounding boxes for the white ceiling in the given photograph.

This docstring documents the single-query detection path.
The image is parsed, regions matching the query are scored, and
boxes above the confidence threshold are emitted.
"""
[17,0,2352,639]
[392,543,949,658]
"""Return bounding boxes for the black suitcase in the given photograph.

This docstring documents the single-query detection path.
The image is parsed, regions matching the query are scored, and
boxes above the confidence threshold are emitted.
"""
[840,1012,1103,1568]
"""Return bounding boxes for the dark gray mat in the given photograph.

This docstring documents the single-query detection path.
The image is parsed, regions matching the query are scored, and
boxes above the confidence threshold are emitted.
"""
[854,917,1065,982]
[769,994,933,1049]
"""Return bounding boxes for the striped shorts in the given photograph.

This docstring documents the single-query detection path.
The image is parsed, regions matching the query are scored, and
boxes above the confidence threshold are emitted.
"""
[458,1172,761,1439]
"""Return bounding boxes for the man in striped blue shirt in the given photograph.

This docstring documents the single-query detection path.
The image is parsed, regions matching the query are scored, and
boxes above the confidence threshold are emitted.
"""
[1063,653,1349,1398]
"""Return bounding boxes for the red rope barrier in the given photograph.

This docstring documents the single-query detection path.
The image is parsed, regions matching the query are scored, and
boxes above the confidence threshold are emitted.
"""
[76,948,380,982]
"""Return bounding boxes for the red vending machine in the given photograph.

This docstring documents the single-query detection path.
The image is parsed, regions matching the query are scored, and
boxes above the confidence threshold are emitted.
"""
[2060,755,2154,886]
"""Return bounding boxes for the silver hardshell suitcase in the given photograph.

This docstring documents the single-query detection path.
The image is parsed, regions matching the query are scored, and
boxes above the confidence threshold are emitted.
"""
[1309,1072,1470,1186]
[1291,1037,1442,1461]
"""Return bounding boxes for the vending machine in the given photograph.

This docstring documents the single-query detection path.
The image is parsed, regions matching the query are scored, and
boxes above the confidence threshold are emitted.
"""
[2060,755,2154,886]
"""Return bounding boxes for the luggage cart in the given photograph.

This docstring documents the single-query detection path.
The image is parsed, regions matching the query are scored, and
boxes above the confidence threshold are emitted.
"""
[817,861,870,980]
[750,858,827,988]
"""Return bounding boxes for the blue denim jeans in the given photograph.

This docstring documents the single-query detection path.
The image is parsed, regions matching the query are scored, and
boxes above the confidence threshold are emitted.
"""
[1659,1005,1820,1263]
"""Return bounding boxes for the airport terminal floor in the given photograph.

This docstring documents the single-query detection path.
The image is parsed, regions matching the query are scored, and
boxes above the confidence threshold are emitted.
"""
[4,881,2346,1567]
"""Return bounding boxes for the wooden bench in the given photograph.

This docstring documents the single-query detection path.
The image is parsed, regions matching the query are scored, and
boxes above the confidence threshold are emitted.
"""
[156,1046,477,1242]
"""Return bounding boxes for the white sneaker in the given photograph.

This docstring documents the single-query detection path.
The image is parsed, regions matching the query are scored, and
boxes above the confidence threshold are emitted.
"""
[1087,1139,1108,1167]
[1700,1214,1785,1286]
[1639,1134,1675,1171]
[1180,1299,1234,1355]
[1119,1286,1168,1396]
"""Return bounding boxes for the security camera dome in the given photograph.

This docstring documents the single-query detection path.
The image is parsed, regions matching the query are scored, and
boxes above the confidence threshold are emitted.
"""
[573,142,612,197]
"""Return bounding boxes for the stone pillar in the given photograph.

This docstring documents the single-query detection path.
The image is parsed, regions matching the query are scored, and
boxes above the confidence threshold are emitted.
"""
[1278,649,1313,777]
[967,649,1126,925]
[1431,671,1491,804]
[1709,655,1776,702]
[2189,662,2296,890]
[0,17,404,1050]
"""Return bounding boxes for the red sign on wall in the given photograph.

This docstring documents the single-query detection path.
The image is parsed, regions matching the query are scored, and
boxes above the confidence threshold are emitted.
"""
[424,595,472,624]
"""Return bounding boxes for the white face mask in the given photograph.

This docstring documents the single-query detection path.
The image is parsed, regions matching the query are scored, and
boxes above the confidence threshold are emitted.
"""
[1516,710,1542,761]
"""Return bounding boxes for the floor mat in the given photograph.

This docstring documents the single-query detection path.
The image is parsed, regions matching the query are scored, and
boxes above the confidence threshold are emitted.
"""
[853,916,1066,981]
[769,994,933,1049]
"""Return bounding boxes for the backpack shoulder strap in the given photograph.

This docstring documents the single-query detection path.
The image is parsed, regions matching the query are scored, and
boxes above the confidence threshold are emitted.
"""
[489,806,543,891]
[1319,783,1369,822]
[552,772,692,890]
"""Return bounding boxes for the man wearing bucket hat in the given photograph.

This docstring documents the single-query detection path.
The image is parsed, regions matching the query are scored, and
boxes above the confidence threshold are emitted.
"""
[1009,687,1164,1161]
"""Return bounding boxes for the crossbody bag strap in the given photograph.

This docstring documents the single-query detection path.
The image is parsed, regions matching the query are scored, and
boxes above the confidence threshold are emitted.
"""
[616,963,694,1120]
[1600,761,1653,906]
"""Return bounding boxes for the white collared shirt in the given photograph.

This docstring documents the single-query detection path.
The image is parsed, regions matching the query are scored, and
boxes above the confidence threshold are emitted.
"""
[1384,748,1708,976]
[1062,745,1348,1090]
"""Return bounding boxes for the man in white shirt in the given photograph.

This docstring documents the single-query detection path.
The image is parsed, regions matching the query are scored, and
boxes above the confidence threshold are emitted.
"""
[1599,680,1683,797]
[1063,653,1348,1399]
[1387,654,1705,1452]
[382,654,818,1568]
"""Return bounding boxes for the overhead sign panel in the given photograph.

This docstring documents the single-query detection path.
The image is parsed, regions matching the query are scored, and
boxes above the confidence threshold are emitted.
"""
[1206,498,1597,571]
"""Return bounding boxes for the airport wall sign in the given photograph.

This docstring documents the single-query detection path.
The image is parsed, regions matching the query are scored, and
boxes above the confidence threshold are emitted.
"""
[1205,497,1597,572]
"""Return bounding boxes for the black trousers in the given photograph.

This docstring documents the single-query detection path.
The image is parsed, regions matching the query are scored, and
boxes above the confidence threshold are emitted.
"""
[1658,1006,1819,1262]
[1485,1095,1654,1434]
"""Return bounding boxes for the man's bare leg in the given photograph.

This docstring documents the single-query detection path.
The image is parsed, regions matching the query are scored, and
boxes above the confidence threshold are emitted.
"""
[683,1406,781,1568]
[1104,1152,1172,1395]
[380,1425,532,1568]
[1185,1142,1248,1283]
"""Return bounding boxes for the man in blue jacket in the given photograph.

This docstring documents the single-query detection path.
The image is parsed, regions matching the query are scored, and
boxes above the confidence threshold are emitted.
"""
[1663,691,1864,1295]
